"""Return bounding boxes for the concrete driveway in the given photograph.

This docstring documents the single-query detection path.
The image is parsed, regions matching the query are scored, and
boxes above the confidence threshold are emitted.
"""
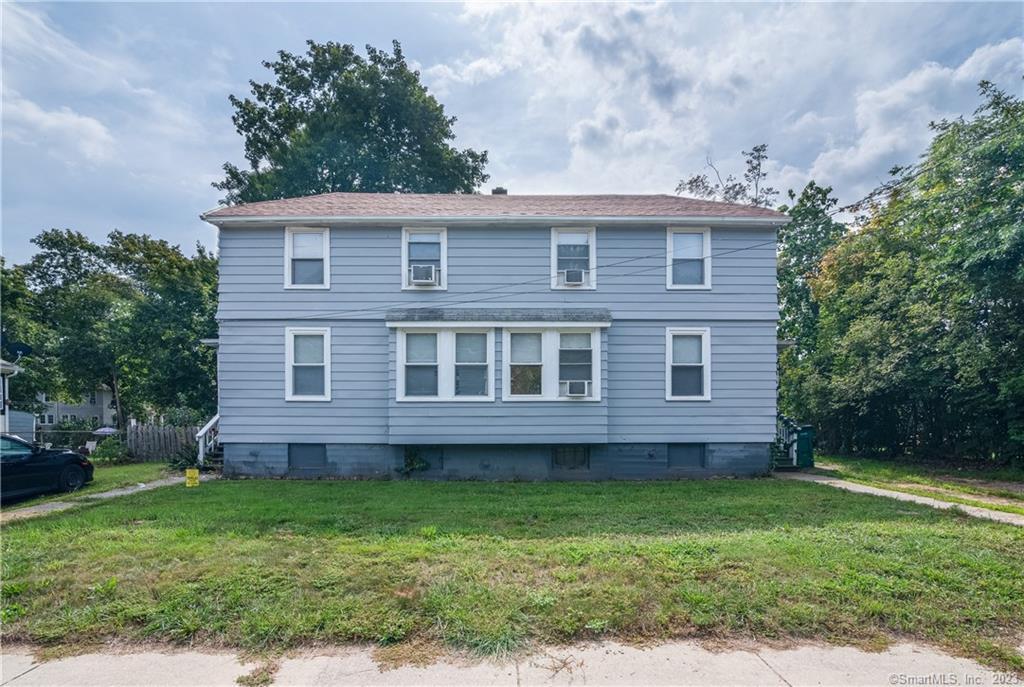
[1,640,1013,686]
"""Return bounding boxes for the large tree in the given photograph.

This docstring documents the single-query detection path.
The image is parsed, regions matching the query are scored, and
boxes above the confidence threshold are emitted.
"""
[215,40,489,204]
[19,230,218,426]
[791,82,1023,461]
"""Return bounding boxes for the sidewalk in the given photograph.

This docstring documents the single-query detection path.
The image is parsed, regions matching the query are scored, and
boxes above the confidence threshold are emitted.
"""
[776,471,1024,527]
[0,640,1011,686]
[0,476,186,524]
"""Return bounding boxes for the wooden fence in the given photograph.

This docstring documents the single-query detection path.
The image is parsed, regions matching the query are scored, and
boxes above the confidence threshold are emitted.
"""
[126,424,198,462]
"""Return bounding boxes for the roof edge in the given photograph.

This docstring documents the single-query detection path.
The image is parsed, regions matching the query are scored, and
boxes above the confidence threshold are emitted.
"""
[202,214,789,227]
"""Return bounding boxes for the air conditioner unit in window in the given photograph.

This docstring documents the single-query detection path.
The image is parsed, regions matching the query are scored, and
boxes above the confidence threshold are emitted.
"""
[410,264,438,285]
[565,380,590,397]
[562,269,587,286]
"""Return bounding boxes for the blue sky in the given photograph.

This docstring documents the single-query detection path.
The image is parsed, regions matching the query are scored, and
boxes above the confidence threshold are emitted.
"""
[2,2,1021,264]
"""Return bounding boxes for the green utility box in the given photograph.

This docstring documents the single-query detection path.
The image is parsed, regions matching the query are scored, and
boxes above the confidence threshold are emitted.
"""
[795,425,815,468]
[774,416,816,470]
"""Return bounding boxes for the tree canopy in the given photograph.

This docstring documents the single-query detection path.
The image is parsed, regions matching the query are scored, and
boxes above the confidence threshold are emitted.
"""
[4,230,218,426]
[781,82,1023,462]
[215,40,489,204]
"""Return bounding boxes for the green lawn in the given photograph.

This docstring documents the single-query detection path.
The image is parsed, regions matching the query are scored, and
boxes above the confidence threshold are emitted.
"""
[2,480,1022,672]
[4,462,170,510]
[817,455,1024,516]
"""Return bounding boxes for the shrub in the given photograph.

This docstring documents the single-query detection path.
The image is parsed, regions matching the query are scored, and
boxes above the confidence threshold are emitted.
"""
[88,437,133,464]
[41,420,95,450]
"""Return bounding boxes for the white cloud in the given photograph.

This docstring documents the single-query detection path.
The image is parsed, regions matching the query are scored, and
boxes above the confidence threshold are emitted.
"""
[3,90,116,164]
[809,37,1023,197]
[424,3,1022,203]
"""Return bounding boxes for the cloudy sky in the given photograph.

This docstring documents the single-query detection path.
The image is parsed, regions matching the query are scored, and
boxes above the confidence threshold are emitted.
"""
[2,2,1021,264]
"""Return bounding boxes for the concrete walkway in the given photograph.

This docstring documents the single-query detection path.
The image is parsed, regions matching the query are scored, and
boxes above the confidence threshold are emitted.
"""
[777,471,1024,527]
[0,476,186,524]
[0,640,1012,686]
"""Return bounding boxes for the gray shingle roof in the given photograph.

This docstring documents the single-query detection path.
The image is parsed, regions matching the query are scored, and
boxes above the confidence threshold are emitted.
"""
[203,192,787,222]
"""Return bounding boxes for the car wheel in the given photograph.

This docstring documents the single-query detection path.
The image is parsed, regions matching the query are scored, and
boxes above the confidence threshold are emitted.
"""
[59,465,86,492]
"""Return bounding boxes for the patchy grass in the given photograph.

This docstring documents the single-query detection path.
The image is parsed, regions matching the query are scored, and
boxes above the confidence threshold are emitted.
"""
[1,480,1022,672]
[818,455,1024,516]
[3,462,171,510]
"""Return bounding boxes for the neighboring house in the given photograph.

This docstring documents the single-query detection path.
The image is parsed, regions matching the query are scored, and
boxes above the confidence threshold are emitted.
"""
[1,359,21,434]
[201,191,788,479]
[35,389,117,428]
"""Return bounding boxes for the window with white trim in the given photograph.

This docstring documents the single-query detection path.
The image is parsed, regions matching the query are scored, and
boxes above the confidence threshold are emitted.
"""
[558,332,593,397]
[285,227,329,288]
[286,327,331,401]
[397,329,493,401]
[402,227,447,289]
[509,332,543,396]
[551,227,596,289]
[666,327,710,400]
[666,227,710,289]
[503,328,601,401]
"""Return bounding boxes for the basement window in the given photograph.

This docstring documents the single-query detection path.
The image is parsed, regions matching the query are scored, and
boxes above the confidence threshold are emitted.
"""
[552,446,590,470]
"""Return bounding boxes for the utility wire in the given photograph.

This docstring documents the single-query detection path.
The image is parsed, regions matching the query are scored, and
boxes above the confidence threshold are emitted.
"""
[291,238,779,320]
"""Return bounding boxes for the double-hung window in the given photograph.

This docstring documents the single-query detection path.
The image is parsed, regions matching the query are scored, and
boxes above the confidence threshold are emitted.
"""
[551,227,596,289]
[398,329,493,401]
[509,332,543,396]
[503,328,602,401]
[404,333,440,397]
[666,327,710,400]
[454,332,489,397]
[558,332,593,397]
[667,227,710,289]
[286,327,331,401]
[402,227,447,289]
[285,227,330,288]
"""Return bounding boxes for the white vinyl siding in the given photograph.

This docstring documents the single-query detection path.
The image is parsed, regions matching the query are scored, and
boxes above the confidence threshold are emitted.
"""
[285,327,331,401]
[284,227,330,289]
[666,227,711,290]
[666,327,711,401]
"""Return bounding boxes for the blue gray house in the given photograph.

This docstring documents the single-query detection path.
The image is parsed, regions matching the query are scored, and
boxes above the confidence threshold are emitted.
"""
[200,191,788,479]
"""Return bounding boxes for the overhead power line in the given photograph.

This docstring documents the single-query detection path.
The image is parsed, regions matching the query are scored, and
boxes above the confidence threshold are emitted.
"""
[291,238,779,320]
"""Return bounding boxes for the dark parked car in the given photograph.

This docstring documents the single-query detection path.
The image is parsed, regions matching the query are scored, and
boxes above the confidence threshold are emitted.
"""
[1,433,94,501]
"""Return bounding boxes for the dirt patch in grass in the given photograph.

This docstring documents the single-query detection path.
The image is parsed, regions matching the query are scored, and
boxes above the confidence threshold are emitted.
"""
[372,636,448,670]
[236,658,279,687]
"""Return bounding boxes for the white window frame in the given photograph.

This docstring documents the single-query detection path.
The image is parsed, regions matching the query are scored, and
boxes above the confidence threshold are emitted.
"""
[666,227,711,290]
[284,227,330,289]
[502,327,602,401]
[396,328,494,402]
[285,326,332,402]
[665,327,711,401]
[401,227,448,290]
[550,227,597,290]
